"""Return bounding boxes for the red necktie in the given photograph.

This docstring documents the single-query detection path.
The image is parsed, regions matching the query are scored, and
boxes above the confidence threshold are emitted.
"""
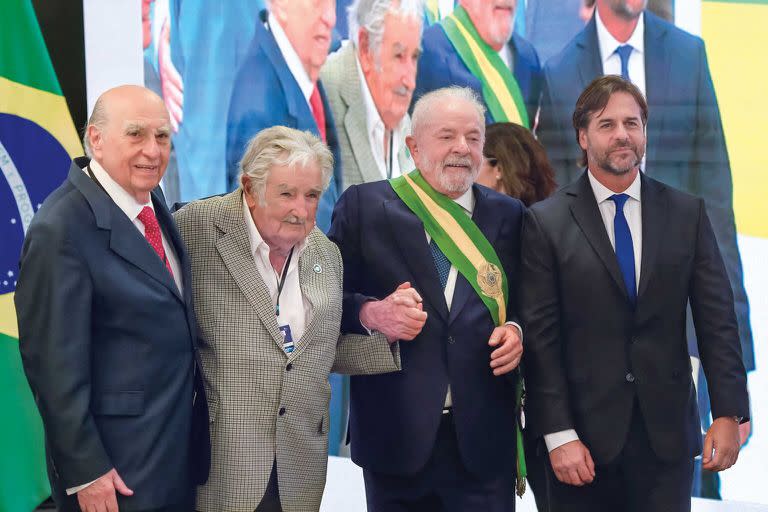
[309,84,327,143]
[138,206,174,277]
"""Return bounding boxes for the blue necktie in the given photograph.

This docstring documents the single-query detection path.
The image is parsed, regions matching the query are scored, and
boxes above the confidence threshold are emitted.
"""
[430,239,451,290]
[615,45,633,81]
[609,194,636,306]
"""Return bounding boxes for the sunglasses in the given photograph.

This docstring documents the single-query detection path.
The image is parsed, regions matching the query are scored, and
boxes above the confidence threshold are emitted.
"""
[485,157,498,167]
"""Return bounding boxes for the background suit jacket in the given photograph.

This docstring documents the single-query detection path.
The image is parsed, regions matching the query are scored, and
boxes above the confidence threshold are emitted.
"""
[226,16,342,233]
[413,24,543,126]
[320,43,413,189]
[15,158,209,512]
[536,11,754,370]
[328,181,524,478]
[173,190,401,512]
[519,172,749,464]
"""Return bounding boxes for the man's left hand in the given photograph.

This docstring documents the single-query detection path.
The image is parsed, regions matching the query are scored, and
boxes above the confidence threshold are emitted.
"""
[702,417,741,472]
[488,324,522,376]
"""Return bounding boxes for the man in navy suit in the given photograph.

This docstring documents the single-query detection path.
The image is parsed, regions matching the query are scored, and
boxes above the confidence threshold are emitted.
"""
[329,87,524,511]
[15,86,209,512]
[226,0,341,233]
[536,0,754,385]
[413,0,542,127]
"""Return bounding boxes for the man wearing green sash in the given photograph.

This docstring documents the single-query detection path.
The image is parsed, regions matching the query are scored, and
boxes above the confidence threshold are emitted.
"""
[413,0,542,127]
[329,86,526,511]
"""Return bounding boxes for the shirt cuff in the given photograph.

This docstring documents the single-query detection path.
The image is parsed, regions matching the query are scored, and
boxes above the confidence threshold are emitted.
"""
[505,321,523,342]
[66,478,98,495]
[544,429,579,452]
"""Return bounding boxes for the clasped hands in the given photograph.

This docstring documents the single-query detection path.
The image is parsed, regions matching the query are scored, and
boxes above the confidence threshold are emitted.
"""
[359,282,523,376]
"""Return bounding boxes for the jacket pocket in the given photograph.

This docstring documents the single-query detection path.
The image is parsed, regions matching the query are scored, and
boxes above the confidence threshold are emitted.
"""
[92,391,144,416]
[319,410,330,435]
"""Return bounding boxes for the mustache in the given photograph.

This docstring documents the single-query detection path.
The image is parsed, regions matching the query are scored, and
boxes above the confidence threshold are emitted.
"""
[443,157,473,168]
[283,215,306,225]
[393,85,411,97]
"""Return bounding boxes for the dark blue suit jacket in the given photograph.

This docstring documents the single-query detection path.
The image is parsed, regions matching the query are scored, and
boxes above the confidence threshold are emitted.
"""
[15,159,209,512]
[226,19,342,233]
[329,181,524,478]
[413,24,543,126]
[537,12,754,370]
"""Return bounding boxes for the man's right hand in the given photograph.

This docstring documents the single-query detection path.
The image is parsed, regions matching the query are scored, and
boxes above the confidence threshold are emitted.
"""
[77,468,133,512]
[549,439,596,486]
[359,282,427,343]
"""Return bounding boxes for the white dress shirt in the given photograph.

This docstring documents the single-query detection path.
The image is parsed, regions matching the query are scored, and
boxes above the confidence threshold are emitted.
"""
[69,160,183,495]
[268,12,314,103]
[544,170,642,452]
[243,196,312,342]
[355,56,411,180]
[595,9,646,99]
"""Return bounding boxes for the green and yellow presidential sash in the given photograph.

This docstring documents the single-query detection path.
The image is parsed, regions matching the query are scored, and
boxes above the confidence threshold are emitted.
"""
[390,170,527,495]
[440,5,530,128]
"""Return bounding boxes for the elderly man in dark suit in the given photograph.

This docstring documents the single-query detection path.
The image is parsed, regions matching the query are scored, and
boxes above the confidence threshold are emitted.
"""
[520,75,749,512]
[15,85,209,512]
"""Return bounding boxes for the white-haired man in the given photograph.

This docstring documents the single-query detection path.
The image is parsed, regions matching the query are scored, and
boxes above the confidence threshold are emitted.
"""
[321,0,423,188]
[329,87,525,511]
[174,126,425,512]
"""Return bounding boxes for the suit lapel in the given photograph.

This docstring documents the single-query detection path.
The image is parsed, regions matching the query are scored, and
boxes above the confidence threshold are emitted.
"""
[568,173,628,300]
[289,237,329,359]
[577,18,603,93]
[637,174,666,300]
[70,163,184,303]
[383,198,449,323]
[643,13,670,171]
[261,23,302,128]
[448,186,500,324]
[214,191,286,351]
[339,47,382,184]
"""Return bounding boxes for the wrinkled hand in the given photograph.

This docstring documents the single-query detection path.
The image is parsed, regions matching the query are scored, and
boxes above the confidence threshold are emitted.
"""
[77,468,133,512]
[549,440,595,486]
[158,19,183,132]
[488,324,522,376]
[702,417,741,472]
[359,282,427,343]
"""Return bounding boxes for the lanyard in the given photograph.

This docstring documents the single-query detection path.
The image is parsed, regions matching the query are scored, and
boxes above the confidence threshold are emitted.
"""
[275,246,295,317]
[387,130,394,180]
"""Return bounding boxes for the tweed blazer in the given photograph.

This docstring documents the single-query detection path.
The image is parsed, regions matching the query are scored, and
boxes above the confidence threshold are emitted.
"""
[173,190,400,512]
[321,42,413,189]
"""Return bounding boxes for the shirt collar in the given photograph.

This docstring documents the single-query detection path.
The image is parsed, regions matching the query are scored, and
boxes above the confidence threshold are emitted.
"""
[242,193,308,261]
[84,159,153,221]
[268,11,314,102]
[587,169,642,204]
[595,8,645,65]
[454,185,475,214]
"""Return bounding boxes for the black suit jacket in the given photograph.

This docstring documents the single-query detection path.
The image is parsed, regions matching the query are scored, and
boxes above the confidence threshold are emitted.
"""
[519,172,748,464]
[15,158,210,511]
[329,181,524,478]
[537,12,754,371]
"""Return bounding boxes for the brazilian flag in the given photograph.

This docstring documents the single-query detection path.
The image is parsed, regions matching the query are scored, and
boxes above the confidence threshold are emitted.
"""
[1,1,81,510]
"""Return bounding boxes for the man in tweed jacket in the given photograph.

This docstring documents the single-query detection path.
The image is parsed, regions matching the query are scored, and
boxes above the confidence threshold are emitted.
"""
[174,126,424,512]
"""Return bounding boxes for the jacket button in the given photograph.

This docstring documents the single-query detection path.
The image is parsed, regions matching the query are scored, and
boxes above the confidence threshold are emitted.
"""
[286,363,293,371]
[625,372,635,383]
[279,407,286,416]
[447,336,455,344]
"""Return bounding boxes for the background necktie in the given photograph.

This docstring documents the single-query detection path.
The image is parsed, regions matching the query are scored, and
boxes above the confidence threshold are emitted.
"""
[609,194,636,305]
[615,44,633,81]
[309,84,327,143]
[138,206,174,277]
[430,239,451,290]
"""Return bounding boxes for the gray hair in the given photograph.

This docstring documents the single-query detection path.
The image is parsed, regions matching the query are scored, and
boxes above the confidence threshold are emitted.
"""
[411,86,487,136]
[82,98,108,157]
[348,0,424,60]
[239,126,334,204]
